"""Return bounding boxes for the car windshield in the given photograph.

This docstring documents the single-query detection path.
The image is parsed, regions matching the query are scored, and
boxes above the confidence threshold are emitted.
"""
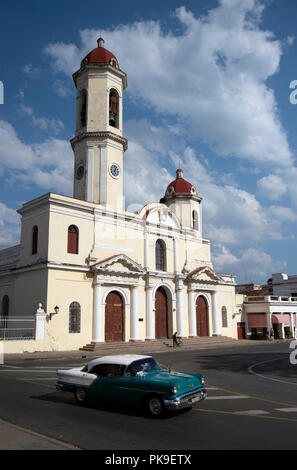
[125,358,161,376]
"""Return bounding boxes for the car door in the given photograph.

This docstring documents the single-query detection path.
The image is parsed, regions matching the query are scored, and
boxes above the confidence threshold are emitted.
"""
[90,363,131,402]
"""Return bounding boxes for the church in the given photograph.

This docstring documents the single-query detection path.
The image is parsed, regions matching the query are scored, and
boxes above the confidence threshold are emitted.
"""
[0,39,242,353]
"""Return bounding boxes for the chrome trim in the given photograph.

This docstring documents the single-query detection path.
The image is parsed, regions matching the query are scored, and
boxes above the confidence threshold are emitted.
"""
[164,388,207,410]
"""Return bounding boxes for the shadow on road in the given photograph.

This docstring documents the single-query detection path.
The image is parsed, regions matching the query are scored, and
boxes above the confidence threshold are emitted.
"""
[30,391,190,420]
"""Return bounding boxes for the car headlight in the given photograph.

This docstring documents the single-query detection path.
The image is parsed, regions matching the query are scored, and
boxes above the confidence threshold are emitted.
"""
[172,385,178,394]
[200,376,206,385]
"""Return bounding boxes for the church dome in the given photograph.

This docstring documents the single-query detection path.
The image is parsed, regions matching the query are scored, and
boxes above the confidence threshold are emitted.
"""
[165,169,197,197]
[83,38,119,67]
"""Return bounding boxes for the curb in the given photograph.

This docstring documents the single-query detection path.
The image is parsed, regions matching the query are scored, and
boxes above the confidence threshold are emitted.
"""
[0,418,80,450]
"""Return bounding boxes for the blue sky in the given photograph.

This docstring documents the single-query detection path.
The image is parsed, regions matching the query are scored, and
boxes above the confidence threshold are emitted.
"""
[1,0,297,284]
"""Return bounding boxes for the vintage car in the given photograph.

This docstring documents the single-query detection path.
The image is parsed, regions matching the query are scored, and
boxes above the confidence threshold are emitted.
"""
[56,354,206,417]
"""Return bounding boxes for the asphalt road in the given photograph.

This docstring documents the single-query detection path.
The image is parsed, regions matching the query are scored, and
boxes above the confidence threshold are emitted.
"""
[1,341,297,450]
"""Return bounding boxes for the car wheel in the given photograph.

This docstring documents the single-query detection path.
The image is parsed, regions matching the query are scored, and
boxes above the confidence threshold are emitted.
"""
[146,395,165,418]
[75,387,88,405]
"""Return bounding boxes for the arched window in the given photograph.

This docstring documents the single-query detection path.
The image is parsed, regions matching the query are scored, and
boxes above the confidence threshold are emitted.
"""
[1,295,9,318]
[192,210,199,231]
[0,295,9,334]
[109,89,119,128]
[80,89,87,128]
[155,239,166,272]
[222,306,228,328]
[67,225,79,254]
[69,302,81,333]
[32,226,38,255]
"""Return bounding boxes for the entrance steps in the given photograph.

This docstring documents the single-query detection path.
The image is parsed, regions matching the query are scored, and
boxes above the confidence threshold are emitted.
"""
[80,335,236,353]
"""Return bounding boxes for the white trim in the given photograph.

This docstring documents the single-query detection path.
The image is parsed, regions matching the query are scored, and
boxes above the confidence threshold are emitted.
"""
[102,286,129,306]
[107,84,122,97]
[87,146,94,202]
[50,208,93,221]
[90,73,122,88]
[99,145,106,204]
[0,263,90,278]
[194,292,211,307]
[152,282,176,302]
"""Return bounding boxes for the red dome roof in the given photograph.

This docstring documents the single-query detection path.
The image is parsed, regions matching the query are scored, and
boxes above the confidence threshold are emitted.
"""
[167,169,195,194]
[84,38,118,65]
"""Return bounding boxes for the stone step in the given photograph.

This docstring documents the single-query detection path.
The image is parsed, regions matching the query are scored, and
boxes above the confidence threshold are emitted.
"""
[80,336,236,352]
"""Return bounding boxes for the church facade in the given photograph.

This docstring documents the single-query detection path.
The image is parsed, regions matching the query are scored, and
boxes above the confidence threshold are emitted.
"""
[0,39,242,352]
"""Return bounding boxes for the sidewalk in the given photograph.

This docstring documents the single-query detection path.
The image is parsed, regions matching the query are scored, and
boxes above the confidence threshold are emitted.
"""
[0,418,79,450]
[1,338,287,364]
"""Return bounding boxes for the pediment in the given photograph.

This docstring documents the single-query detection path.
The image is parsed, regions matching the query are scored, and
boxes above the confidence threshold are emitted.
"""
[187,265,223,283]
[138,203,180,229]
[91,254,144,274]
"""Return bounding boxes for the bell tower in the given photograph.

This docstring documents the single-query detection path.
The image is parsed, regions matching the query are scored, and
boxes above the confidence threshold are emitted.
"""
[160,169,203,236]
[70,38,128,211]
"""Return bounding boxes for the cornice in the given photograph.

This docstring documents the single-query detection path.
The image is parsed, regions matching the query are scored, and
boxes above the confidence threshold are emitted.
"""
[70,131,128,152]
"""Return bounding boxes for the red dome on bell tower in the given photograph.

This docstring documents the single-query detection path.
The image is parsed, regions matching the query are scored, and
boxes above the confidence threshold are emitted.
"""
[82,38,119,67]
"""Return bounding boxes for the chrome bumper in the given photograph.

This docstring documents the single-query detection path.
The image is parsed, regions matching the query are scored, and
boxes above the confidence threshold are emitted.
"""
[164,388,207,410]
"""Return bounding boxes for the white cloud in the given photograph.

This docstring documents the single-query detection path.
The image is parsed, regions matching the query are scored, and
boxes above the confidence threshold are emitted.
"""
[212,244,287,282]
[19,94,64,134]
[257,174,288,200]
[0,202,20,249]
[124,119,296,249]
[22,64,40,79]
[0,121,72,194]
[45,0,293,167]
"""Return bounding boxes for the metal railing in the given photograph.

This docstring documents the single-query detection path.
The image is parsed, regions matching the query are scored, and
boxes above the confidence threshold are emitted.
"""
[245,295,297,303]
[0,316,35,340]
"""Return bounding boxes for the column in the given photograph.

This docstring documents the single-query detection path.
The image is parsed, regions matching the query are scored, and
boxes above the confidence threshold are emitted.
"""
[145,282,154,340]
[130,285,139,341]
[176,279,184,337]
[290,312,294,338]
[212,291,220,336]
[144,231,149,270]
[86,145,94,202]
[188,288,196,337]
[173,237,178,274]
[92,281,104,342]
[35,303,47,340]
[99,145,107,204]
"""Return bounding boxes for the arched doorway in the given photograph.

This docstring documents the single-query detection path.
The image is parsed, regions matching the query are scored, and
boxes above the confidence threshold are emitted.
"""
[1,295,9,318]
[155,287,169,339]
[196,295,209,337]
[105,291,124,342]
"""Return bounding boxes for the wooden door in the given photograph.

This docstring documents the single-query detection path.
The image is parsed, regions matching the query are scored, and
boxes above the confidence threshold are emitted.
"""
[105,292,124,342]
[196,296,209,337]
[237,322,245,340]
[155,287,169,339]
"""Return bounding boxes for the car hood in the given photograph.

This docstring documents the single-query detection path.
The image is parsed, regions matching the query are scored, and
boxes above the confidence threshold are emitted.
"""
[143,370,203,392]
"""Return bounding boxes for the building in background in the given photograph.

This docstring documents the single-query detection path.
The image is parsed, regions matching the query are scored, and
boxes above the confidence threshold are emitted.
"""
[237,274,297,340]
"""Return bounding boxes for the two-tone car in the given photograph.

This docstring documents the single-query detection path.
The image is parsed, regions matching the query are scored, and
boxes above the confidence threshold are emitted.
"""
[56,354,206,417]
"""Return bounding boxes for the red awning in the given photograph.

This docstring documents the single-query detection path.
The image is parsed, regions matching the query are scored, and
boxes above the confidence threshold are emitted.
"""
[248,314,267,328]
[272,313,295,327]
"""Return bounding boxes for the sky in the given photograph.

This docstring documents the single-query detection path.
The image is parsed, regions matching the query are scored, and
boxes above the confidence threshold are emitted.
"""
[0,0,297,284]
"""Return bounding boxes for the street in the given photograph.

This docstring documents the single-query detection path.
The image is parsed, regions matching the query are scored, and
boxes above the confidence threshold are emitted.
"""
[1,341,297,450]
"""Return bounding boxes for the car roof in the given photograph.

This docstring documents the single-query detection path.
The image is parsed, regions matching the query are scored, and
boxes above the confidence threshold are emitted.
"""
[87,354,153,369]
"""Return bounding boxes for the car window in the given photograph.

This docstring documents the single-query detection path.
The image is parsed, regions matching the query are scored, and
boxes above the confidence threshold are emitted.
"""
[89,363,125,377]
[125,358,161,376]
